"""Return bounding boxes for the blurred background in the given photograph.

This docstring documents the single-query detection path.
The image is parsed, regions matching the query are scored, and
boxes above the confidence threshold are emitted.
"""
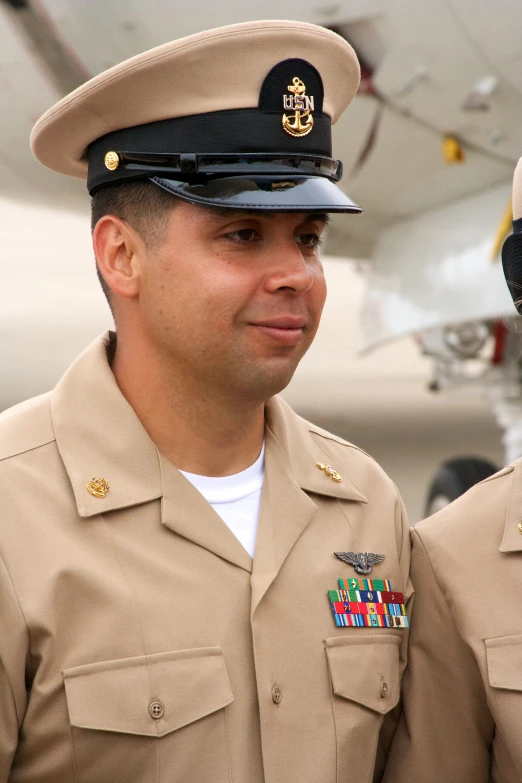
[2,0,522,521]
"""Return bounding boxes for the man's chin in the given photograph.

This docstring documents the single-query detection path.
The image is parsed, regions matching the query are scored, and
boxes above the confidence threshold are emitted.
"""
[236,359,301,402]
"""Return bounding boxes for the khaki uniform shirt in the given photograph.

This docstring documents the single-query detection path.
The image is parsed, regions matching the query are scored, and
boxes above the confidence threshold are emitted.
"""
[383,461,522,783]
[0,334,411,783]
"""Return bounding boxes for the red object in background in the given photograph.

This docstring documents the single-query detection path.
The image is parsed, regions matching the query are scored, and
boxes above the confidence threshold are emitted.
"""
[492,320,507,365]
[359,63,377,96]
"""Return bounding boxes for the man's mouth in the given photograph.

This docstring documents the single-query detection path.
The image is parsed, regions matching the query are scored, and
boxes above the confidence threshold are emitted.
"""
[250,316,307,346]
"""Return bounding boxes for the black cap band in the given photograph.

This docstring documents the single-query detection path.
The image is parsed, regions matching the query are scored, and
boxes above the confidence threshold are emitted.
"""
[87,108,332,194]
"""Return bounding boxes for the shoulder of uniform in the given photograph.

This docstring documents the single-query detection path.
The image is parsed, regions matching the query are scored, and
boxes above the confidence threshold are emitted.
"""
[304,416,380,464]
[303,418,359,449]
[300,414,398,494]
[475,463,515,485]
[415,461,516,546]
[0,393,55,462]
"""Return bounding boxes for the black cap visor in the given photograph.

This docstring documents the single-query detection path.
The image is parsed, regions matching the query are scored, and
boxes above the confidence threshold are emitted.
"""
[151,175,361,213]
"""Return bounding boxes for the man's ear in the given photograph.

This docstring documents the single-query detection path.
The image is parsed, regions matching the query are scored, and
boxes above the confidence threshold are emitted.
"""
[92,215,145,300]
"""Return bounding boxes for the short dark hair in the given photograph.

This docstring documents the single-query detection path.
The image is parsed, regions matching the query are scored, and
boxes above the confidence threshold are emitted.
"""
[90,180,177,303]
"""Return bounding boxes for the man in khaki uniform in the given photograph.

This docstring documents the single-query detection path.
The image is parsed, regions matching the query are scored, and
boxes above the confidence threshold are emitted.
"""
[0,21,412,783]
[383,162,522,782]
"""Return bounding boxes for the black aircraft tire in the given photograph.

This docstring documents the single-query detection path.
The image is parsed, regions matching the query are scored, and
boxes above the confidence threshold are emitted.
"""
[425,457,499,517]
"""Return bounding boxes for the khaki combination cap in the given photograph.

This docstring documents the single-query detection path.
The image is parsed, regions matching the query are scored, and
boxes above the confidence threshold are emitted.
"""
[30,20,362,212]
[512,157,522,221]
[502,157,522,311]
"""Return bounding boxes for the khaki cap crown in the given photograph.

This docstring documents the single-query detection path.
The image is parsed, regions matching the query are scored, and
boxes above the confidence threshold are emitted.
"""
[30,20,360,181]
[513,157,522,220]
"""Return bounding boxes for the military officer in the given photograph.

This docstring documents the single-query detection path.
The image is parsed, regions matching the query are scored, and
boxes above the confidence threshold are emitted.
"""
[0,21,412,783]
[383,161,522,782]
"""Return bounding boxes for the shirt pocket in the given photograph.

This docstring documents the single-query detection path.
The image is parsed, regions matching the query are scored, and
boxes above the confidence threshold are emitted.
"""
[63,647,233,783]
[324,634,401,783]
[486,633,522,757]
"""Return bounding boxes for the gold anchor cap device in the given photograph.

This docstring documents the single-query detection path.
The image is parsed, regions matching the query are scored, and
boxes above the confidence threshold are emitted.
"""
[30,20,361,214]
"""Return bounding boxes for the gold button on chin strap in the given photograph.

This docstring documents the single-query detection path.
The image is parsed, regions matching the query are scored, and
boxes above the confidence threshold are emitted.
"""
[104,151,120,170]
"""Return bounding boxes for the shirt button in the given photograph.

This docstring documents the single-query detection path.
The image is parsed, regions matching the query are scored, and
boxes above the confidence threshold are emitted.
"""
[380,680,389,699]
[272,686,282,704]
[149,700,164,719]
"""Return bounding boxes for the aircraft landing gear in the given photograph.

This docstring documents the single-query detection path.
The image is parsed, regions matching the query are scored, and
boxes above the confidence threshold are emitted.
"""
[425,457,498,517]
[419,317,522,516]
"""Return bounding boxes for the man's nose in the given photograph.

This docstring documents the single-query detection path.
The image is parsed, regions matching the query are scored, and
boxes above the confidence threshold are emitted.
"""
[263,239,315,295]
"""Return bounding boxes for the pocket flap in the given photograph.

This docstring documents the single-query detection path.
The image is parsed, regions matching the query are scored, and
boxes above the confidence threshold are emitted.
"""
[63,647,233,737]
[325,634,401,714]
[486,634,522,691]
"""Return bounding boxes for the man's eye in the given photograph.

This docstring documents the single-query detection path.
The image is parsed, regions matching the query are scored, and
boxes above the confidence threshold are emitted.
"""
[297,233,322,248]
[226,229,258,243]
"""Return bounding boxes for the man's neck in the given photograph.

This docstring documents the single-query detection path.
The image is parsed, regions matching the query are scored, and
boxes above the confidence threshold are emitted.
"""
[110,337,265,477]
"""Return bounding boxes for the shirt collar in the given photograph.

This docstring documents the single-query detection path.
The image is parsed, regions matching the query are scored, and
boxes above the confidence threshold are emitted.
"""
[51,332,367,519]
[499,462,522,552]
[51,332,162,518]
[264,396,368,503]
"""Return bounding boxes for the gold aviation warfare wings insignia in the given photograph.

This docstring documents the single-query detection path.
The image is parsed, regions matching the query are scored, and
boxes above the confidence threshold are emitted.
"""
[282,76,314,137]
[334,551,385,575]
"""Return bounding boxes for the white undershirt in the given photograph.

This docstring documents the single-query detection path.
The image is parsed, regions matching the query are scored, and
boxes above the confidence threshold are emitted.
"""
[179,444,265,558]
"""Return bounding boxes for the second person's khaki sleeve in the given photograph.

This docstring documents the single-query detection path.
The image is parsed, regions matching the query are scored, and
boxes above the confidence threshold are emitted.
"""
[382,528,493,783]
[0,551,29,781]
[373,490,414,781]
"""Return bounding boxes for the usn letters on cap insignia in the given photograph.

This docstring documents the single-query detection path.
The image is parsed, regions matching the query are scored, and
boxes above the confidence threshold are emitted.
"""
[282,77,314,137]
